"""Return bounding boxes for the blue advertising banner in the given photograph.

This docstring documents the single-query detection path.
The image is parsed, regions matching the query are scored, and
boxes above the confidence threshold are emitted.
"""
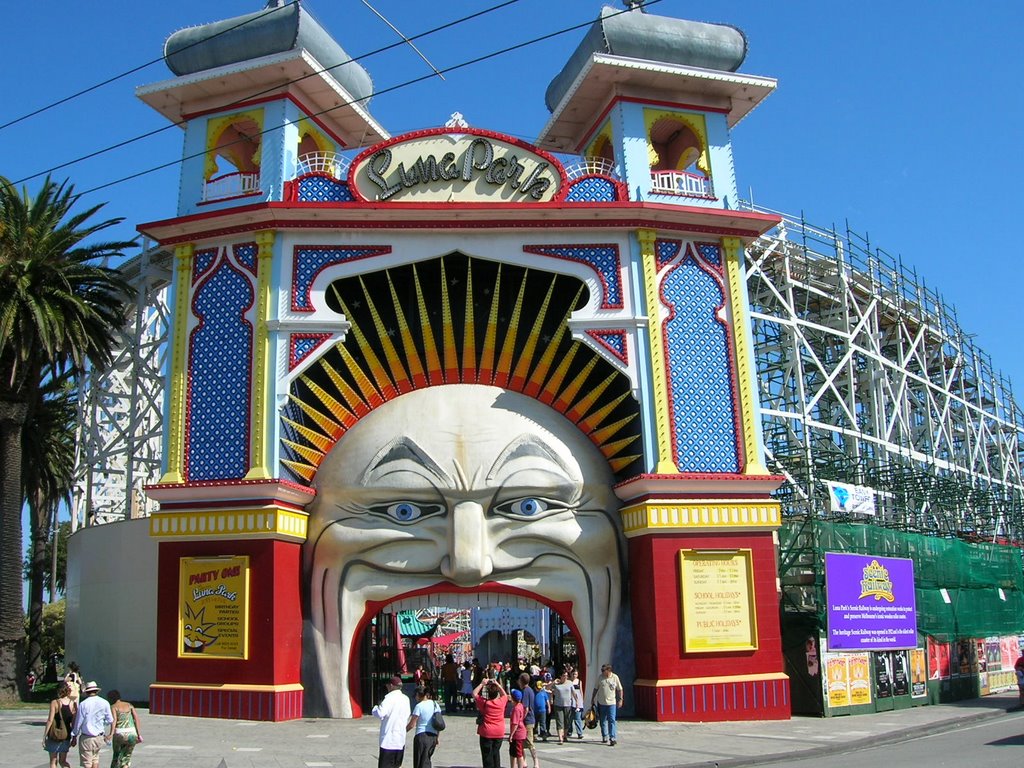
[825,552,917,651]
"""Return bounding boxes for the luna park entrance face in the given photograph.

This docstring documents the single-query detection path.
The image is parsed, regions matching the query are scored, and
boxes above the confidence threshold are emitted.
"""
[358,594,580,709]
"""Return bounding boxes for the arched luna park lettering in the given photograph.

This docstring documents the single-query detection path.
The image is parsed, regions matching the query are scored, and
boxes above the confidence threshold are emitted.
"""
[364,138,554,201]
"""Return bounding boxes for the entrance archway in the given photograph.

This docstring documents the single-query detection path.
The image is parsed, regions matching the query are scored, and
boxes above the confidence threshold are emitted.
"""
[354,591,583,714]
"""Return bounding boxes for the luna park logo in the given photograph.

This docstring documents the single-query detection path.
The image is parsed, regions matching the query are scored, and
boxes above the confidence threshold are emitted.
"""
[858,559,895,602]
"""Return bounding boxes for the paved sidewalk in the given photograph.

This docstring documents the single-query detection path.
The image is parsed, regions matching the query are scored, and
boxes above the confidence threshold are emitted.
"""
[5,691,1021,768]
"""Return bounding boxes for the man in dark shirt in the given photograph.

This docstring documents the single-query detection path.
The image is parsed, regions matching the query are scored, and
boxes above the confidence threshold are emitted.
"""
[517,673,539,768]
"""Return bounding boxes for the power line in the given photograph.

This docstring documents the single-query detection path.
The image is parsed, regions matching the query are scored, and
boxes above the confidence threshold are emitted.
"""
[12,0,522,187]
[80,0,663,197]
[0,2,293,133]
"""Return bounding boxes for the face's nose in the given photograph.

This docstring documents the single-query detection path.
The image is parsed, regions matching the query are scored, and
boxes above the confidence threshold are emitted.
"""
[441,500,493,585]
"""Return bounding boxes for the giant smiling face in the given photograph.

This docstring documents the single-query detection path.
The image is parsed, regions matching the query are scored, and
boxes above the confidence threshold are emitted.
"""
[305,384,623,717]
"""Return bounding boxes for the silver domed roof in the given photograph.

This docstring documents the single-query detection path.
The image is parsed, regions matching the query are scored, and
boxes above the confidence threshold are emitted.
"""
[546,6,747,112]
[164,1,373,104]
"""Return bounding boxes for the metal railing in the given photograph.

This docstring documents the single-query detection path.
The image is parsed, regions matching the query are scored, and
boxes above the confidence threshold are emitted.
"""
[563,156,622,181]
[295,152,350,180]
[650,169,714,198]
[203,172,261,202]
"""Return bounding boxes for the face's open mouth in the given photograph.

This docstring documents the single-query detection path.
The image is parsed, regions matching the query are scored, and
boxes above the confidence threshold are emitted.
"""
[309,561,618,717]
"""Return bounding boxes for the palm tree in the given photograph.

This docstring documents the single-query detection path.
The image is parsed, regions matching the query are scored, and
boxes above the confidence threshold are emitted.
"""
[22,377,76,675]
[0,175,134,699]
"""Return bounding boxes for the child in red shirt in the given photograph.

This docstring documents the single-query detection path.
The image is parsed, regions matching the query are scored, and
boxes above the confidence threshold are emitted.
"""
[508,688,527,768]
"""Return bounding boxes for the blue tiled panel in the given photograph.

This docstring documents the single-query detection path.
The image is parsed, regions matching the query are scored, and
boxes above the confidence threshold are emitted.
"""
[661,255,739,472]
[187,262,254,480]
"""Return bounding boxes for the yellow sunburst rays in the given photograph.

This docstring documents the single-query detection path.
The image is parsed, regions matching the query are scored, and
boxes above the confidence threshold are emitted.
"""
[332,284,399,402]
[492,269,529,389]
[476,265,502,384]
[440,259,460,383]
[387,272,428,388]
[412,265,444,386]
[284,256,643,482]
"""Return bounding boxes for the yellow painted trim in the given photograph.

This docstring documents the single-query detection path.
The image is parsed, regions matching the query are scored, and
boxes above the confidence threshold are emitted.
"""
[644,109,710,177]
[205,108,265,180]
[297,118,333,154]
[159,243,195,484]
[150,507,309,541]
[637,228,679,474]
[634,672,789,688]
[620,499,781,535]
[246,231,276,480]
[722,237,768,475]
[152,682,303,693]
[583,120,613,160]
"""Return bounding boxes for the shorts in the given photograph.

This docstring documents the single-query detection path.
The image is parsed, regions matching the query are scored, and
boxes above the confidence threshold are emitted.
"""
[554,706,571,731]
[509,738,525,759]
[523,724,535,750]
[78,735,105,767]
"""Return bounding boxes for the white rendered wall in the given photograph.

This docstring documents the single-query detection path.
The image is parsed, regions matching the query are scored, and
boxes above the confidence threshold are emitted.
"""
[65,518,157,702]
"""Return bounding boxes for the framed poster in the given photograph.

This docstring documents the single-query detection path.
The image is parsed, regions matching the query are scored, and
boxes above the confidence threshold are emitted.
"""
[824,552,917,651]
[848,654,872,705]
[825,653,851,708]
[679,549,757,652]
[178,555,250,659]
[875,652,893,698]
[910,648,927,697]
[892,650,909,696]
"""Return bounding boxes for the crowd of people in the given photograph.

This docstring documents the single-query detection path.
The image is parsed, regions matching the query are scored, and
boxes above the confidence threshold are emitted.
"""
[373,657,625,768]
[42,662,143,768]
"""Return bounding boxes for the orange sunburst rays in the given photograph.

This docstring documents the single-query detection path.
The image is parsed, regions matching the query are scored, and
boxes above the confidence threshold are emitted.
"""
[284,256,640,481]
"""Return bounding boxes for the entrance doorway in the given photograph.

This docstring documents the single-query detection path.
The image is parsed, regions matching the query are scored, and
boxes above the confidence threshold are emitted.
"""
[355,592,581,712]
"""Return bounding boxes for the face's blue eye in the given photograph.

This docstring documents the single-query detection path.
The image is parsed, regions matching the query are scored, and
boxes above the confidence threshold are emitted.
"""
[509,498,548,516]
[369,501,444,524]
[388,502,422,522]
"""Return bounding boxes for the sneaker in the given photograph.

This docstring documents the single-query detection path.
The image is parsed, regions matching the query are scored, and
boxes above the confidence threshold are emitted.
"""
[601,738,607,744]
[610,740,617,746]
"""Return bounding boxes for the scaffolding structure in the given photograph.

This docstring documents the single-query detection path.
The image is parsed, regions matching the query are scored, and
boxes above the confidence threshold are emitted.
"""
[73,209,1024,549]
[71,246,172,528]
[741,202,1024,543]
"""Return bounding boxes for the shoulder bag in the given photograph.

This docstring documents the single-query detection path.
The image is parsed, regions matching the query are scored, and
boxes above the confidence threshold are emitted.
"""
[430,702,446,732]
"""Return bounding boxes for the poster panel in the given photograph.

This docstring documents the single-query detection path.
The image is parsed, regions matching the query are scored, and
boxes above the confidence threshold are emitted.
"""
[848,653,872,705]
[927,638,950,679]
[825,653,850,708]
[875,652,893,698]
[1001,636,1019,670]
[679,550,757,652]
[178,555,250,659]
[910,648,927,697]
[892,650,909,696]
[825,552,917,651]
[986,638,1001,670]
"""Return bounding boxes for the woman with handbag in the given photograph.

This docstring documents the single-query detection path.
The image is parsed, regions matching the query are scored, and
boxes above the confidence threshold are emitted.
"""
[407,687,442,768]
[108,690,143,768]
[43,682,76,768]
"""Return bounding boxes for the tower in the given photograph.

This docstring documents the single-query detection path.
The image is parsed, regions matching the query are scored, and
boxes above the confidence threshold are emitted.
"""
[538,6,788,721]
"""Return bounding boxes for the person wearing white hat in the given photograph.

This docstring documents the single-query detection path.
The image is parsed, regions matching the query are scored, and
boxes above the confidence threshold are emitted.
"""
[70,681,113,768]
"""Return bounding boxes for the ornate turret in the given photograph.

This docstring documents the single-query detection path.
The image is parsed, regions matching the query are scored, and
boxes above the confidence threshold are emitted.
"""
[538,3,774,210]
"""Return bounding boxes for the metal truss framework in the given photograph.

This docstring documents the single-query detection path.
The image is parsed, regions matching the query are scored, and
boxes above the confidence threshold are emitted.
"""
[75,210,1024,546]
[72,247,172,529]
[741,203,1024,542]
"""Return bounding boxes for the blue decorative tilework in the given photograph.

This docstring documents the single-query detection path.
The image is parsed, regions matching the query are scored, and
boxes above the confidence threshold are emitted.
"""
[656,239,682,270]
[292,246,391,312]
[565,176,620,203]
[695,242,722,270]
[289,333,332,370]
[522,244,623,309]
[297,175,355,202]
[661,255,739,473]
[587,329,628,365]
[233,242,258,276]
[186,262,254,480]
[192,247,218,285]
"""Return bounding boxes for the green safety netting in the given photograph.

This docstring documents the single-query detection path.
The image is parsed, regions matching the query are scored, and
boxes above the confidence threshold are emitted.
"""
[780,520,1024,641]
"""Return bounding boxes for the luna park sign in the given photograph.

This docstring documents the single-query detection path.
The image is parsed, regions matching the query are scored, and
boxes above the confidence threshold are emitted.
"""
[350,130,564,203]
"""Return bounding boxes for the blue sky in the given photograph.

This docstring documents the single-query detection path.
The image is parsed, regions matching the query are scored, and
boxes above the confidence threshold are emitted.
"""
[2,0,1022,396]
